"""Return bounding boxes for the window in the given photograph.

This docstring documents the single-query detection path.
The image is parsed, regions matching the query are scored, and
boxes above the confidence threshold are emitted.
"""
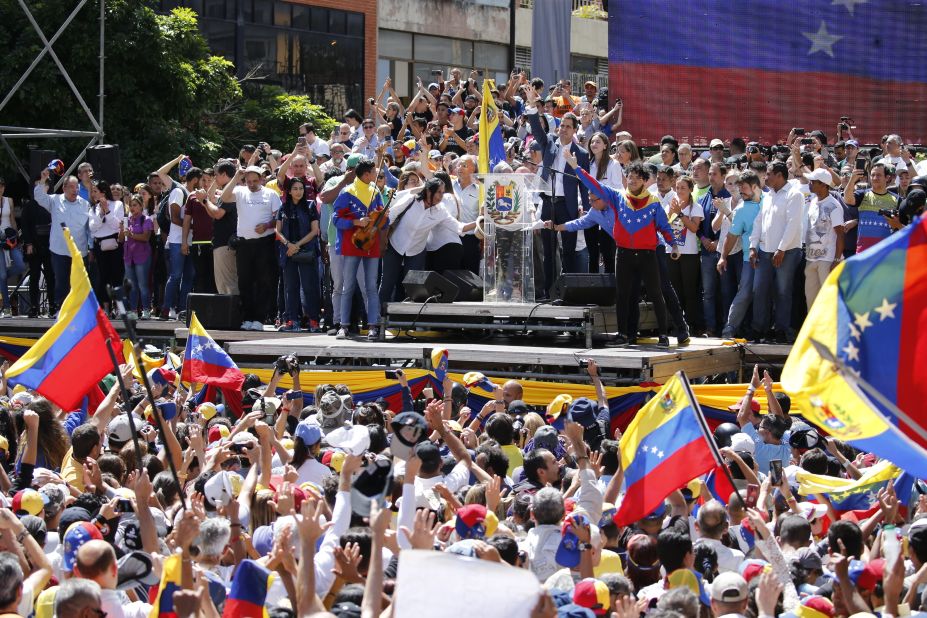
[292,5,309,28]
[415,34,472,66]
[310,7,328,31]
[274,1,291,27]
[244,27,277,73]
[380,30,412,59]
[571,55,598,75]
[328,10,346,35]
[202,20,236,60]
[346,13,363,36]
[475,42,508,72]
[252,0,273,25]
[203,0,231,19]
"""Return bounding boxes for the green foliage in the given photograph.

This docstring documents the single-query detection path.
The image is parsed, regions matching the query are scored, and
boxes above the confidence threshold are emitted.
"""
[0,0,334,185]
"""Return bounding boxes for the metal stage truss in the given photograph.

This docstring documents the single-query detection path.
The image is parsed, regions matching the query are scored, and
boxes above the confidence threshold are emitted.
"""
[0,0,105,186]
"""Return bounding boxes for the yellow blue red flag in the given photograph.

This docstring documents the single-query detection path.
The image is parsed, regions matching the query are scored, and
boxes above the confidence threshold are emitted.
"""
[478,79,506,174]
[782,217,927,478]
[149,553,183,618]
[6,229,122,410]
[614,374,717,526]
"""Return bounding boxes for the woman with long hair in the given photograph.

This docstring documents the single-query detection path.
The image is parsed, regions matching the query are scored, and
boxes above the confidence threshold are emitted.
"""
[121,193,154,318]
[378,177,477,305]
[666,175,704,333]
[425,171,464,272]
[89,179,125,313]
[16,398,68,471]
[586,132,623,274]
[275,178,321,332]
[614,139,641,169]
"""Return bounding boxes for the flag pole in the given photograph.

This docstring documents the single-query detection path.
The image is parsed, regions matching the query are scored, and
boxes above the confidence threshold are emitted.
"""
[103,338,145,471]
[108,283,188,511]
[677,370,747,510]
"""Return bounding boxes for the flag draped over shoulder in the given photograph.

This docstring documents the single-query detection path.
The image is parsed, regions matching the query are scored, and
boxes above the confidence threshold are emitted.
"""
[182,312,244,390]
[6,229,122,410]
[782,216,927,478]
[222,559,275,618]
[148,553,183,618]
[614,374,717,526]
[478,79,506,174]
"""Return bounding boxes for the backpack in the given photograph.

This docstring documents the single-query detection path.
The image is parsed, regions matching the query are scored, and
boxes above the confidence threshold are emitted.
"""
[157,180,189,238]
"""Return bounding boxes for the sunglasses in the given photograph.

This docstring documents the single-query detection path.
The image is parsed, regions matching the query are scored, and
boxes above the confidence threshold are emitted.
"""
[363,124,375,128]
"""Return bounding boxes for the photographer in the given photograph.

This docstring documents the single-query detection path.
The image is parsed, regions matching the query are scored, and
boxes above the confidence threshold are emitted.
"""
[843,161,901,253]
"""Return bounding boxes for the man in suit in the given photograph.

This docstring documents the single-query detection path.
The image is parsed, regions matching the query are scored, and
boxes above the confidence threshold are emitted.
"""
[524,85,591,297]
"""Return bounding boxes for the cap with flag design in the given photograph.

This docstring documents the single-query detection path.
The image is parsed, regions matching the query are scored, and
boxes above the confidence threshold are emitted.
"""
[197,402,218,421]
[207,424,230,443]
[573,578,610,616]
[63,521,104,571]
[431,348,449,383]
[454,504,498,540]
[556,512,590,568]
[670,568,712,605]
[796,595,835,618]
[12,489,49,516]
[148,366,177,390]
[546,394,573,430]
[462,371,496,393]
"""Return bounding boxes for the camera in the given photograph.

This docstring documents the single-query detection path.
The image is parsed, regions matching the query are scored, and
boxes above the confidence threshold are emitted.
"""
[793,128,805,135]
[596,86,609,110]
[117,498,134,513]
[578,358,590,369]
[384,370,399,379]
[800,137,813,146]
[230,443,247,454]
[274,354,299,375]
[801,153,814,168]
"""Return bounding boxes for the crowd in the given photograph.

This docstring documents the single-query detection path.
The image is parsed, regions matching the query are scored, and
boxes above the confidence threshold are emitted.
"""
[0,351,918,618]
[7,70,925,344]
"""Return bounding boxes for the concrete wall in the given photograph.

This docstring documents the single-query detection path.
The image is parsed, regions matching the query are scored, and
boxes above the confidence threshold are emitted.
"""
[378,0,510,41]
[514,6,607,58]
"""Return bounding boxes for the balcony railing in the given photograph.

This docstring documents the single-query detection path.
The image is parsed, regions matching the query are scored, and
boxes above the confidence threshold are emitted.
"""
[519,0,608,20]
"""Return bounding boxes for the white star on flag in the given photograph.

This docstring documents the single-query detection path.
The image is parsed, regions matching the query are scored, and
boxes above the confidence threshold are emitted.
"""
[849,323,861,340]
[854,311,873,332]
[874,298,897,321]
[832,0,867,16]
[803,21,843,58]
[843,341,860,362]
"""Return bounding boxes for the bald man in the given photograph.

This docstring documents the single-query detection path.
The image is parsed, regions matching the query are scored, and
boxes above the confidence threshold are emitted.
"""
[502,380,524,406]
[74,540,150,618]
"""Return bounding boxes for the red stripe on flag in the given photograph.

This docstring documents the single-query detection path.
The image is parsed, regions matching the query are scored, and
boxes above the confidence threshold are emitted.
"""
[614,438,716,526]
[609,63,927,146]
[36,320,115,410]
[898,219,927,442]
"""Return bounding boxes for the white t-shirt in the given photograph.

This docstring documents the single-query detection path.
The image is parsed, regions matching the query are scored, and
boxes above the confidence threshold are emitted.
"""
[295,457,333,487]
[232,186,282,239]
[805,194,845,262]
[100,588,151,618]
[166,187,189,245]
[670,202,704,255]
[0,196,15,230]
[90,200,127,239]
[426,194,464,251]
[308,138,330,158]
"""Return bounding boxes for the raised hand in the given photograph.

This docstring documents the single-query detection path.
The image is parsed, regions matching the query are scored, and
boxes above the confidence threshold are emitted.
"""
[400,508,440,551]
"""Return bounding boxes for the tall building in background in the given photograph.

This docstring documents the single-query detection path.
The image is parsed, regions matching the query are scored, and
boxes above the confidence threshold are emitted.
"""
[160,0,377,118]
[162,1,608,116]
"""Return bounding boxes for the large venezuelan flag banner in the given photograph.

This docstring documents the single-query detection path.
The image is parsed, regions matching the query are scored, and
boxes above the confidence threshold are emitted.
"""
[609,1,927,146]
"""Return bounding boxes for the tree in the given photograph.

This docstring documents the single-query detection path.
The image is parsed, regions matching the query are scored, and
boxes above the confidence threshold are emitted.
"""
[0,0,335,187]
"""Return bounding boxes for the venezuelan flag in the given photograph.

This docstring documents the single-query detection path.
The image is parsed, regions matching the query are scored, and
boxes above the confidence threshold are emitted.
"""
[148,553,183,618]
[614,374,717,526]
[182,312,244,390]
[222,559,275,618]
[431,348,448,383]
[795,459,904,516]
[783,217,927,456]
[0,337,38,363]
[6,229,122,411]
[704,464,737,505]
[478,79,506,174]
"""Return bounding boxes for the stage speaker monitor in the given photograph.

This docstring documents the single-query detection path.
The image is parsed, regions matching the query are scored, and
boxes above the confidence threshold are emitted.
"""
[186,294,242,330]
[442,269,483,302]
[403,270,458,303]
[86,144,122,185]
[551,273,617,306]
[29,149,58,181]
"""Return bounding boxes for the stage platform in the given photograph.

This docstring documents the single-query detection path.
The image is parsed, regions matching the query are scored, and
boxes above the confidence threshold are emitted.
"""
[0,316,179,341]
[224,333,743,383]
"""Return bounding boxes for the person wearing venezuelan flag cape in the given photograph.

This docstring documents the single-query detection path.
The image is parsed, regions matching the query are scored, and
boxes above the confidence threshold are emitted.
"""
[331,157,386,341]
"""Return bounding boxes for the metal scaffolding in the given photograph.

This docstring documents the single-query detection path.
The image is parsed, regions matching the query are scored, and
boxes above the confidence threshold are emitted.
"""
[0,0,105,185]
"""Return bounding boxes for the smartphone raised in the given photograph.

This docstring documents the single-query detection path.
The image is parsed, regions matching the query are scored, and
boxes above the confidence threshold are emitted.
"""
[384,370,399,380]
[856,158,867,171]
[745,483,760,508]
[768,460,784,486]
[801,137,813,146]
[297,136,307,147]
[793,128,805,135]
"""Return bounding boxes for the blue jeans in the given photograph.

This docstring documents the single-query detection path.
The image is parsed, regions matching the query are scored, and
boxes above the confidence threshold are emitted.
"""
[124,258,151,312]
[700,252,721,332]
[51,252,73,307]
[720,254,741,319]
[163,243,194,312]
[722,258,753,338]
[282,259,321,322]
[341,255,380,326]
[752,248,801,335]
[0,247,26,305]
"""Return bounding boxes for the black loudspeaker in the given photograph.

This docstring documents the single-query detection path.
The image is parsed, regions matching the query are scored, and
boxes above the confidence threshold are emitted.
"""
[86,144,122,185]
[442,269,483,302]
[403,270,458,303]
[29,149,58,181]
[551,273,617,306]
[186,294,242,330]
